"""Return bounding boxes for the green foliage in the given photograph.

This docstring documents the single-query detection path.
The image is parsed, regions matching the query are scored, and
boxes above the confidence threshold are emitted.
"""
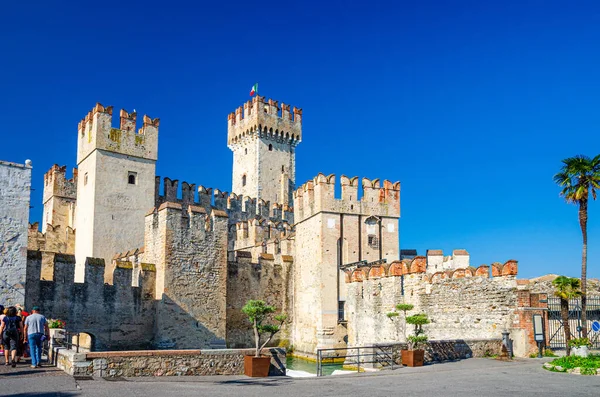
[407,335,428,350]
[395,303,414,312]
[242,300,287,357]
[406,313,430,327]
[568,337,592,348]
[544,349,558,357]
[547,354,600,375]
[552,276,582,300]
[554,155,600,205]
[386,312,399,318]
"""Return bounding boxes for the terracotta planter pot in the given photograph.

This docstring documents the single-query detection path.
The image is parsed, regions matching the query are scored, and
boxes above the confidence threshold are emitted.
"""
[244,355,272,377]
[401,349,424,367]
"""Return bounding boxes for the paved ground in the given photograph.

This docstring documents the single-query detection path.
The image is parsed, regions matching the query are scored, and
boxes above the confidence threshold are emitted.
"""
[1,358,599,396]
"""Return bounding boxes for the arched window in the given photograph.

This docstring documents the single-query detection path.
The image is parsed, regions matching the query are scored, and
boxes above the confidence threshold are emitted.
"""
[269,144,273,151]
[242,174,247,187]
[128,171,137,185]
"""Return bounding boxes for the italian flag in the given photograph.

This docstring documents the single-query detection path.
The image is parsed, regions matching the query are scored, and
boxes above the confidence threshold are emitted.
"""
[250,83,258,96]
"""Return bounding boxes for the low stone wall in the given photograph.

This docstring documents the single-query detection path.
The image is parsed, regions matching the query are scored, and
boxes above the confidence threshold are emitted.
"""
[55,348,286,377]
[426,339,502,362]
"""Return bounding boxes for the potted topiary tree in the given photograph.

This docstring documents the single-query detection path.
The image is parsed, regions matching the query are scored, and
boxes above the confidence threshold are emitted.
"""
[403,313,430,367]
[387,303,414,365]
[241,300,287,377]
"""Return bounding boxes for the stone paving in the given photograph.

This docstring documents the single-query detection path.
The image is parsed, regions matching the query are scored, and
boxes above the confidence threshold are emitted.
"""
[1,358,599,397]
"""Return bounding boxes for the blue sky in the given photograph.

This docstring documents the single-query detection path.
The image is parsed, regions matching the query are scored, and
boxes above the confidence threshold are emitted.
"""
[1,1,599,279]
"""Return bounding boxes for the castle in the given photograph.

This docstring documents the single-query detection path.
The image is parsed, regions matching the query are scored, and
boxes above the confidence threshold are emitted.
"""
[1,96,575,357]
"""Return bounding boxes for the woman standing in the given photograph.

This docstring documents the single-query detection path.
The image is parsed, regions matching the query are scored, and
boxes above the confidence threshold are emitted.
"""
[0,306,23,367]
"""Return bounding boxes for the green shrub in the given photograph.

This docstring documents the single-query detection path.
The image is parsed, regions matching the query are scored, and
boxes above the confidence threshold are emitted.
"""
[547,354,600,375]
[568,337,592,348]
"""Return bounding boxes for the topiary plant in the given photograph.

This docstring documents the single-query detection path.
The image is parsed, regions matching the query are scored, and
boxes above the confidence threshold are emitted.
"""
[387,303,414,341]
[405,313,430,350]
[242,300,287,357]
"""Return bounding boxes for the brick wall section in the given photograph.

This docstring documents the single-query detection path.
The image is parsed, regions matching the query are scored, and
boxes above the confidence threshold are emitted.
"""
[0,160,31,306]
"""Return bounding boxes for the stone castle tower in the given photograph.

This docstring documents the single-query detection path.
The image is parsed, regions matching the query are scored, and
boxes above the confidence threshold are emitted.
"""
[74,104,159,280]
[293,175,401,353]
[227,96,302,206]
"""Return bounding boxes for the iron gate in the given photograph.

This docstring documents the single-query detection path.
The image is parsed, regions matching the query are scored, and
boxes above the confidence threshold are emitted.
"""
[547,297,600,349]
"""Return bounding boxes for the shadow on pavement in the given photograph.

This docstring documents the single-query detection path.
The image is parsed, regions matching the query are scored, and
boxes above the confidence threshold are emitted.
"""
[217,377,293,386]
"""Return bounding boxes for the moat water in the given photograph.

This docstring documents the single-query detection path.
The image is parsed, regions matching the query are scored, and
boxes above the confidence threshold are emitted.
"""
[286,356,343,376]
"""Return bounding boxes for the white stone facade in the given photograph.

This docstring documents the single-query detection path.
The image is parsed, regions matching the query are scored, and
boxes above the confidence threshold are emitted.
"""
[0,160,31,305]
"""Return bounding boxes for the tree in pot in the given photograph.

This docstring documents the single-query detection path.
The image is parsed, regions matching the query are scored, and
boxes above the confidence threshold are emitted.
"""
[387,303,414,365]
[241,300,287,377]
[403,313,430,367]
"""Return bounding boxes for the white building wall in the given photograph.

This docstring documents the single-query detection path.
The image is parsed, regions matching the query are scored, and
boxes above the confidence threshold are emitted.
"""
[0,160,31,305]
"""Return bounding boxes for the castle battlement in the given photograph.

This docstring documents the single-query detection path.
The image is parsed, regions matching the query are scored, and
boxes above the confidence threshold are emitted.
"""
[425,249,470,274]
[28,222,75,254]
[227,96,302,148]
[154,176,294,224]
[344,258,517,284]
[77,103,159,163]
[42,164,77,204]
[294,173,400,221]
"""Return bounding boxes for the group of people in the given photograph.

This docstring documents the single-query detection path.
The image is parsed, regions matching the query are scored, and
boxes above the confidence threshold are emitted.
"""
[0,304,49,368]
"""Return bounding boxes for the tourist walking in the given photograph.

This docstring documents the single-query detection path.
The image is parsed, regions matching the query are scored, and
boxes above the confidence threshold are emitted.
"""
[24,306,49,368]
[0,306,5,357]
[1,306,23,367]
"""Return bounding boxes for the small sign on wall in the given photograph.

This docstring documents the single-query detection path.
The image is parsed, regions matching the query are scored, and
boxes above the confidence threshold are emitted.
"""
[327,218,336,229]
[387,223,394,233]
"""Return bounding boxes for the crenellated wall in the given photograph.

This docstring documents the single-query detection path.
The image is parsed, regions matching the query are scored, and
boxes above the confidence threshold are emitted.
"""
[42,164,77,233]
[292,173,401,355]
[153,177,294,224]
[294,174,400,221]
[25,251,156,350]
[144,202,229,349]
[227,96,301,206]
[345,256,520,352]
[77,103,159,163]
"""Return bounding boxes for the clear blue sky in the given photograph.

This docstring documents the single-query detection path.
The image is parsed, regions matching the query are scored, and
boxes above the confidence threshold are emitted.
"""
[1,1,598,279]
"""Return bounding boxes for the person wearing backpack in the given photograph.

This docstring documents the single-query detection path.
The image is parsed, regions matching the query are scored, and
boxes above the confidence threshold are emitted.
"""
[0,306,23,367]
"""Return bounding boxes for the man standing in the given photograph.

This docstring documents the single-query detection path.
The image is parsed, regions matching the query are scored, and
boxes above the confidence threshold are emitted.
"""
[23,306,49,368]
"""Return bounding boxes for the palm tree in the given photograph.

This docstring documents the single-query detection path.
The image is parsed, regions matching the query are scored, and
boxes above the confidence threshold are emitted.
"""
[552,276,582,356]
[554,154,600,337]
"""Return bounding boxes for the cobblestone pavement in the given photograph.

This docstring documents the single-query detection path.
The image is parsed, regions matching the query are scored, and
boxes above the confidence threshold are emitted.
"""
[1,358,599,397]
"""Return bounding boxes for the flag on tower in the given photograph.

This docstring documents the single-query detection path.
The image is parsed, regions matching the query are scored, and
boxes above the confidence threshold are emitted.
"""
[250,83,258,96]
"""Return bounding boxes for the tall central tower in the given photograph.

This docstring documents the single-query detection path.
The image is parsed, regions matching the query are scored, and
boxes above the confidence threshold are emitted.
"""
[227,96,302,205]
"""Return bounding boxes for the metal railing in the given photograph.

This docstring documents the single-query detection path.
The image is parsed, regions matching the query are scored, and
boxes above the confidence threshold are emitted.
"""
[316,343,404,376]
[52,330,81,353]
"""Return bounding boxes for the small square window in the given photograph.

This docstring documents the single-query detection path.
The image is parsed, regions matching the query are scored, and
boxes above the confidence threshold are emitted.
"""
[128,171,137,185]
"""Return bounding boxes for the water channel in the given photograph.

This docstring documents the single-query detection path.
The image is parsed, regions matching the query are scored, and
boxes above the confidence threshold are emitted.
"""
[286,355,343,376]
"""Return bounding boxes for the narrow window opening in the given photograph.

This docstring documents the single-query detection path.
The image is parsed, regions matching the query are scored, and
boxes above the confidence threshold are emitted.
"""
[242,174,247,187]
[128,171,137,185]
[262,242,267,253]
[368,235,379,249]
[245,148,248,155]
[84,172,88,185]
[269,144,273,151]
[281,165,285,173]
[275,240,281,254]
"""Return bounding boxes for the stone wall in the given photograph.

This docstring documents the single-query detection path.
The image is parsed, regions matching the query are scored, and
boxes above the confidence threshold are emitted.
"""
[292,173,401,354]
[55,347,286,377]
[26,252,156,350]
[345,258,519,351]
[144,202,229,349]
[226,256,293,348]
[0,160,32,306]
